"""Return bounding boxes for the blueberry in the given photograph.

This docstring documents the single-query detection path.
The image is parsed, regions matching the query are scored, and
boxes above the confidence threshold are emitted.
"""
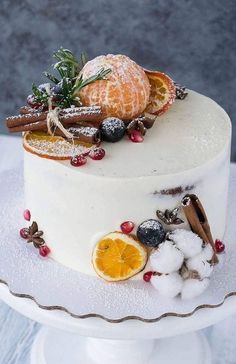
[100,117,126,143]
[137,219,165,248]
[51,84,63,95]
[38,83,51,93]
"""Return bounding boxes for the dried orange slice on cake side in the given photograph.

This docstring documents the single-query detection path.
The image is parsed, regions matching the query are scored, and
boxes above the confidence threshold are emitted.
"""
[23,131,95,160]
[144,70,176,115]
[92,232,148,282]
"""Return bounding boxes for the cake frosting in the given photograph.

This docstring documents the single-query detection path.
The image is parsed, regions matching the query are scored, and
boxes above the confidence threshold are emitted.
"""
[24,90,231,277]
[6,48,231,299]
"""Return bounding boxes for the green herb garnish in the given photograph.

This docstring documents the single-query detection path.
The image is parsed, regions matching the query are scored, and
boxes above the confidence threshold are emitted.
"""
[32,47,111,108]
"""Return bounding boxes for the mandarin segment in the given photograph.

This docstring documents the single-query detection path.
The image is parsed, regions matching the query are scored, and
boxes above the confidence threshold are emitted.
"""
[144,70,176,115]
[92,232,147,281]
[78,54,151,120]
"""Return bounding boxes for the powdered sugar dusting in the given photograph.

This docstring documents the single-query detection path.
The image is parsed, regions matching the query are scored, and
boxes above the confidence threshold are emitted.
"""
[141,219,163,231]
[26,138,94,157]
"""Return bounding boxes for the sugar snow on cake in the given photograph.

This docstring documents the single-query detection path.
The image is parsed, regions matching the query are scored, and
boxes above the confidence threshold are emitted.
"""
[6,47,231,299]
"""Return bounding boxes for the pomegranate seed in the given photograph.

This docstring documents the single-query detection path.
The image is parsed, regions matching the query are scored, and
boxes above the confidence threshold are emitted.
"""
[120,221,135,234]
[143,271,153,283]
[20,228,29,239]
[89,148,106,160]
[215,239,225,253]
[27,94,42,109]
[129,130,144,143]
[70,155,87,167]
[23,209,31,221]
[39,245,51,257]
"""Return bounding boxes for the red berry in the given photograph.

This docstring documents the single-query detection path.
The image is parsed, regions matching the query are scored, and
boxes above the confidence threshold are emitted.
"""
[70,155,87,167]
[27,94,42,109]
[23,209,31,221]
[120,221,135,234]
[129,130,144,143]
[39,245,51,257]
[215,239,225,253]
[89,148,106,160]
[20,228,29,239]
[143,271,153,283]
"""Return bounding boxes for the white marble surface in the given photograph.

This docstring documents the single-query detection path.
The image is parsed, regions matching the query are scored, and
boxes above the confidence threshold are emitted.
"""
[0,134,236,364]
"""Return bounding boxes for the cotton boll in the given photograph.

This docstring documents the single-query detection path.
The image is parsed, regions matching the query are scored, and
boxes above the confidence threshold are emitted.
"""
[151,272,183,298]
[168,229,203,259]
[186,256,213,279]
[181,278,209,300]
[150,241,184,274]
[197,244,214,261]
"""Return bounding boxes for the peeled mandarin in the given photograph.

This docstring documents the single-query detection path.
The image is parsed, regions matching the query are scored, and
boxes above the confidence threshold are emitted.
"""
[78,54,151,120]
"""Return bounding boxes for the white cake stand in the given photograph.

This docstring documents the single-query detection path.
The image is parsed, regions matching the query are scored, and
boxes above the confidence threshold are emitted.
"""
[1,283,236,364]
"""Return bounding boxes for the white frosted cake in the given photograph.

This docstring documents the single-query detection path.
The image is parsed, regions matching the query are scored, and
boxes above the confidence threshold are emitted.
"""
[6,49,231,299]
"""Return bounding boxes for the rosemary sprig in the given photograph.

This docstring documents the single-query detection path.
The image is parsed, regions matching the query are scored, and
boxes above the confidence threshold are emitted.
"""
[37,47,111,108]
[32,83,50,106]
[73,68,112,91]
[43,47,88,83]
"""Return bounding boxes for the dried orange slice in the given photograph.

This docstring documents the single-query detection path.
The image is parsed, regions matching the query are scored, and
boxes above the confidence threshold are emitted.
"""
[144,70,176,115]
[92,232,147,282]
[23,131,95,160]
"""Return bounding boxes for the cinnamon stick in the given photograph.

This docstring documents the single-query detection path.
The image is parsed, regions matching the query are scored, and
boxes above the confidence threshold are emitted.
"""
[182,194,218,264]
[20,106,41,114]
[8,117,102,133]
[6,112,48,128]
[54,125,101,144]
[6,106,103,129]
[7,112,104,134]
[19,105,103,116]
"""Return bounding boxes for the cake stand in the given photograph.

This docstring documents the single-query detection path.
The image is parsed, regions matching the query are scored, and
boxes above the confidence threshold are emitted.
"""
[1,282,236,364]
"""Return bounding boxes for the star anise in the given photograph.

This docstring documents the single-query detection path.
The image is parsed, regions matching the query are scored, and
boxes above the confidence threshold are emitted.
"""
[174,83,188,100]
[156,207,184,225]
[126,117,147,136]
[24,221,45,249]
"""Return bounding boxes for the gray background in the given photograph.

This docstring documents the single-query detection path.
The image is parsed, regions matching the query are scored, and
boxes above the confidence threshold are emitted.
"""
[0,0,235,160]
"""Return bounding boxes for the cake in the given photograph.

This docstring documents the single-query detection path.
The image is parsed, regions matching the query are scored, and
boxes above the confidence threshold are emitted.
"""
[6,48,231,300]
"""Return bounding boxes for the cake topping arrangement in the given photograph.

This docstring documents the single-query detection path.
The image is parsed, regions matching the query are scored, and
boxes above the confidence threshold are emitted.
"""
[90,194,224,300]
[5,47,188,164]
